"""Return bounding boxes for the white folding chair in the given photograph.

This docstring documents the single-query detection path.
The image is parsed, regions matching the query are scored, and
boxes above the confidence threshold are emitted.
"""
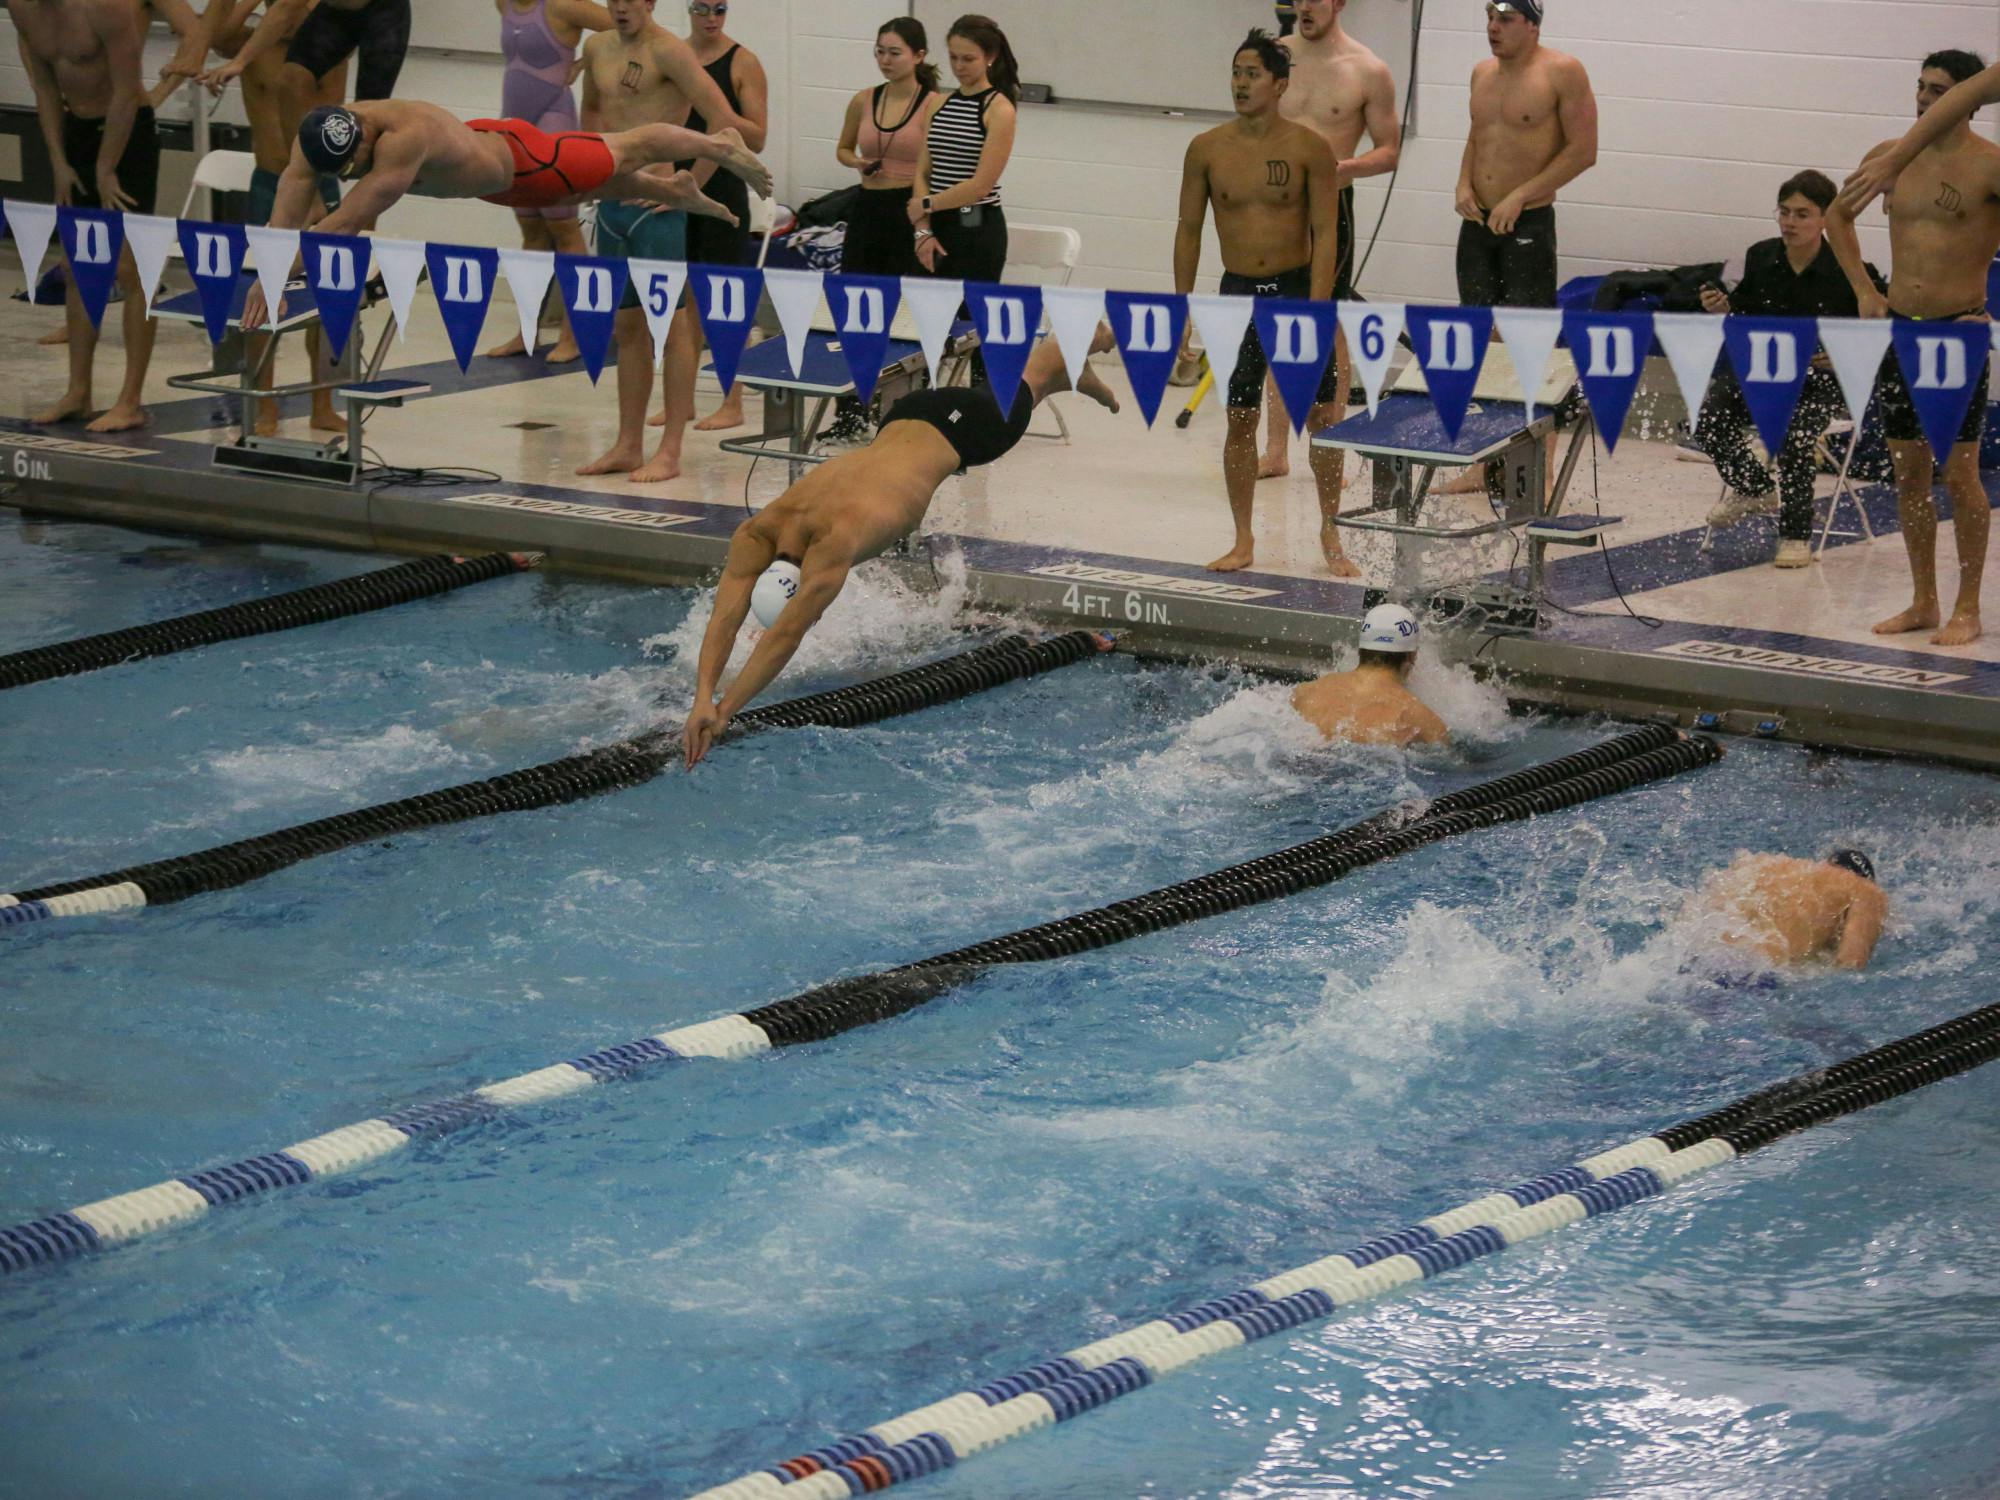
[996,221,1083,442]
[1696,422,1874,556]
[179,148,259,228]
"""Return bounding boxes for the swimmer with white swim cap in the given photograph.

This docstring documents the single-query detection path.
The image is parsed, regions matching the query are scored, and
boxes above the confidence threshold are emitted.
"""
[1683,850,1887,970]
[1289,602,1449,746]
[681,326,1122,769]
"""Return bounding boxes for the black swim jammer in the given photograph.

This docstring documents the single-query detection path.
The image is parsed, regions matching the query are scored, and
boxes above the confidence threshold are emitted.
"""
[1876,307,1992,448]
[1221,264,1343,411]
[883,385,1034,470]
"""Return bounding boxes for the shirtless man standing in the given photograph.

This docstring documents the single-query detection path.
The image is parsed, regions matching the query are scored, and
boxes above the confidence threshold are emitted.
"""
[1683,851,1886,971]
[1260,0,1401,481]
[1290,603,1447,747]
[682,330,1121,766]
[574,0,749,483]
[1174,30,1345,575]
[1455,0,1595,310]
[11,0,207,432]
[1828,49,2000,648]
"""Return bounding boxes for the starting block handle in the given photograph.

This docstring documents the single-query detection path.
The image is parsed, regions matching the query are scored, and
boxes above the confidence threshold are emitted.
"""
[336,379,431,408]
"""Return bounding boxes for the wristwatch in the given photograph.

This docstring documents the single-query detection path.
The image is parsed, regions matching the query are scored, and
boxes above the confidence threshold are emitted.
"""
[921,195,934,212]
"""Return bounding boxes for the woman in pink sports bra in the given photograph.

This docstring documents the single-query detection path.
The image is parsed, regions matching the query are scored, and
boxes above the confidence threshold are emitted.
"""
[835,17,938,282]
[487,0,612,361]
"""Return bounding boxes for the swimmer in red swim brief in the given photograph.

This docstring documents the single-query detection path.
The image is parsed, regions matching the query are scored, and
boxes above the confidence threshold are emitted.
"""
[252,97,772,242]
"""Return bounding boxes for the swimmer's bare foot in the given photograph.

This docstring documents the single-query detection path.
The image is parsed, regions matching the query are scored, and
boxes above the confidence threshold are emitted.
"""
[311,400,345,434]
[1322,543,1362,578]
[694,402,744,432]
[546,337,581,366]
[648,405,666,427]
[1076,361,1120,414]
[85,401,147,434]
[1207,545,1255,572]
[38,325,68,346]
[1257,449,1290,480]
[1438,465,1487,495]
[709,127,773,198]
[1932,610,1982,647]
[1873,603,1941,636]
[629,447,682,483]
[577,441,643,476]
[484,333,529,358]
[253,401,280,438]
[30,388,91,425]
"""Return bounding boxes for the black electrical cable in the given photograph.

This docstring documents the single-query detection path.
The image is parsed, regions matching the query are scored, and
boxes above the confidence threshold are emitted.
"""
[0,552,534,691]
[6,633,1105,912]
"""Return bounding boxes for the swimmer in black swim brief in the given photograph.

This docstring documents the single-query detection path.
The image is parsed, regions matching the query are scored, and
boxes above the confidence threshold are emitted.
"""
[1874,307,1993,449]
[681,325,1123,764]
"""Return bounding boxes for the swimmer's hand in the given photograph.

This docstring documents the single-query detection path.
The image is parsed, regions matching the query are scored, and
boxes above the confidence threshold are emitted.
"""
[683,702,729,770]
[916,233,947,272]
[1855,288,1890,321]
[241,283,286,332]
[1836,152,1906,217]
[1485,190,1529,237]
[1454,182,1486,223]
[200,58,248,96]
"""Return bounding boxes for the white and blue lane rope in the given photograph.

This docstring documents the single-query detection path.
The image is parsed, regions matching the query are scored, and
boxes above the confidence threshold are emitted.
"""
[682,1137,1726,1499]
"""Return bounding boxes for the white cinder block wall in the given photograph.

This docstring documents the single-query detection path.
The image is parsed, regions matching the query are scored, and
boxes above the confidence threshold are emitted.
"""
[3,1,1996,297]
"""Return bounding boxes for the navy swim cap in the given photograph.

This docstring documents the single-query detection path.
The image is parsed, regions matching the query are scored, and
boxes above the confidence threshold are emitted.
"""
[1491,0,1543,22]
[1827,849,1876,883]
[299,106,362,176]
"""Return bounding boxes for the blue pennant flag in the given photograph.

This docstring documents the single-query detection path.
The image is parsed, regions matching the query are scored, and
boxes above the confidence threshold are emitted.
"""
[1891,319,1991,463]
[57,207,123,331]
[300,230,370,361]
[554,253,630,384]
[425,243,499,372]
[1405,304,1493,439]
[1561,309,1653,451]
[176,220,248,344]
[964,282,1044,414]
[1105,290,1187,427]
[1251,299,1342,433]
[824,273,903,402]
[1722,316,1815,454]
[692,264,765,393]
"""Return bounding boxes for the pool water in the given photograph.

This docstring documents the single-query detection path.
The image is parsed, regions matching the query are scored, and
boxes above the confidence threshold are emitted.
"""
[4,517,1999,1500]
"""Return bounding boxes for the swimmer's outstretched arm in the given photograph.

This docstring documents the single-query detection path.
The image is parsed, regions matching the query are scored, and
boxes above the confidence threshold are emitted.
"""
[1833,884,1887,970]
[684,532,767,769]
[1839,61,2000,214]
[686,558,851,769]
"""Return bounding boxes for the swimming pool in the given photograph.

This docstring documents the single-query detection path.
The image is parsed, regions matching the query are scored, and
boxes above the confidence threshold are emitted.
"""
[4,516,1999,1499]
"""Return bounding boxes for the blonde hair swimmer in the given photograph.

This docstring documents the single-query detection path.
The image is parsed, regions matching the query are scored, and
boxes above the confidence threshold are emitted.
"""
[1289,603,1450,747]
[751,558,803,627]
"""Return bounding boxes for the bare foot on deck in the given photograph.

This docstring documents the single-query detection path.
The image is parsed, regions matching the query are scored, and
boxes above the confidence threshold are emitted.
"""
[577,441,643,476]
[1207,545,1255,572]
[1933,611,1983,647]
[38,325,67,346]
[629,451,682,483]
[1438,465,1487,495]
[1076,362,1120,414]
[693,405,744,432]
[1873,604,1941,636]
[484,333,529,358]
[647,405,667,427]
[254,402,280,438]
[30,389,90,425]
[1322,545,1362,579]
[1257,450,1290,480]
[545,338,581,366]
[311,402,345,434]
[85,401,147,434]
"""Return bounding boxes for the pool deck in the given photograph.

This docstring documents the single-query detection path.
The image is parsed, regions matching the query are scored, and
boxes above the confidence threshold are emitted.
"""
[6,293,2000,769]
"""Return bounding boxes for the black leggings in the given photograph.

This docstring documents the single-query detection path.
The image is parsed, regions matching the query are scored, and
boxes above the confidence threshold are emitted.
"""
[927,204,1008,285]
[1696,365,1845,541]
[842,186,923,280]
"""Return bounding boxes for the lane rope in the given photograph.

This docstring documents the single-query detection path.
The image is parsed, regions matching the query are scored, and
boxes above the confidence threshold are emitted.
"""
[0,633,1108,926]
[0,728,1715,1276]
[0,552,539,691]
[686,1002,2000,1499]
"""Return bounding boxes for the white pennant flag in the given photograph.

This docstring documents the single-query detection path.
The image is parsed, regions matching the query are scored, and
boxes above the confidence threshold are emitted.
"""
[1492,306,1564,424]
[763,268,825,378]
[371,237,428,342]
[6,200,57,292]
[1651,313,1729,425]
[243,225,300,331]
[1186,294,1254,416]
[628,258,687,361]
[1340,300,1406,416]
[901,276,965,383]
[121,213,177,314]
[497,247,556,356]
[1042,285,1107,392]
[1818,318,1896,425]
[1992,319,2000,365]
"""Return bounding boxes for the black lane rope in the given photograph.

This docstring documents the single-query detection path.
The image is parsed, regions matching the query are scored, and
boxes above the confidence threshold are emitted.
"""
[1,633,1107,922]
[740,726,1717,1047]
[0,553,539,691]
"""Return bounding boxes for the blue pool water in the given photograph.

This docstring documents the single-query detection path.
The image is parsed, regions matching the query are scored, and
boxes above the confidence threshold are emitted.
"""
[4,517,2000,1499]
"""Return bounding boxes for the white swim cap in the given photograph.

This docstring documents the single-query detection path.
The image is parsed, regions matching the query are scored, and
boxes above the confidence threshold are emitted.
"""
[750,560,802,628]
[1359,603,1420,654]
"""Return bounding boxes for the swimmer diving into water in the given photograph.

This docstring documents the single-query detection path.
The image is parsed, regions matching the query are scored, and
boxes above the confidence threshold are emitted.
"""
[1683,850,1887,971]
[682,327,1121,768]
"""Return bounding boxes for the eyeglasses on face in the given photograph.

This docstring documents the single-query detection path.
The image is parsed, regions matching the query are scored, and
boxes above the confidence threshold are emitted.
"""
[689,3,727,15]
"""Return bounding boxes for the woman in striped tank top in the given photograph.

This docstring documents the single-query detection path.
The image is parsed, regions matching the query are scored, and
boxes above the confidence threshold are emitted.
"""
[908,13,1020,286]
